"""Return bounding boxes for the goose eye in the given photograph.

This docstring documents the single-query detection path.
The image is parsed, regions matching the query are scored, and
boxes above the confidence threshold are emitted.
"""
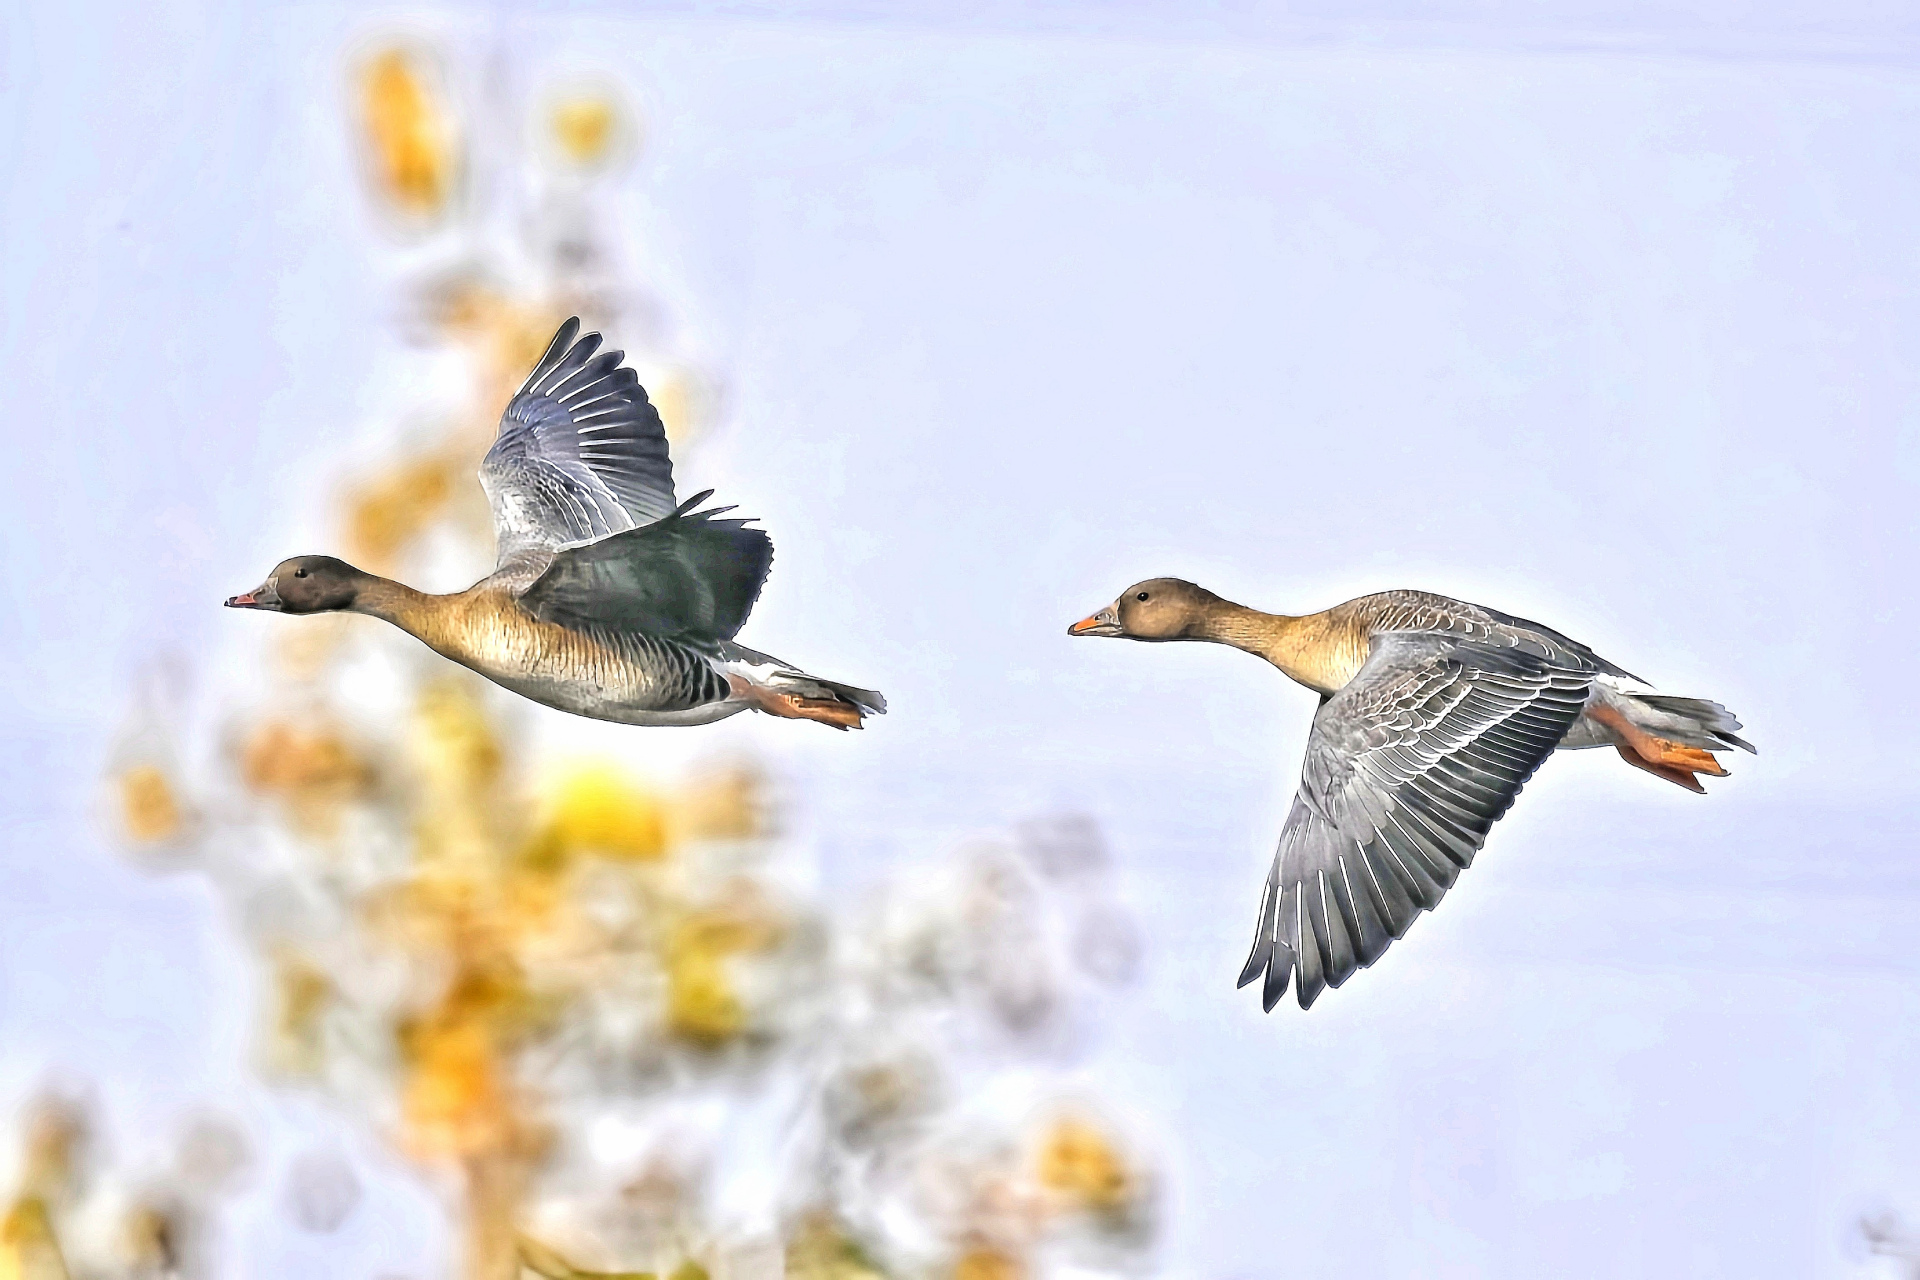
[295,569,308,578]
[1136,592,1149,602]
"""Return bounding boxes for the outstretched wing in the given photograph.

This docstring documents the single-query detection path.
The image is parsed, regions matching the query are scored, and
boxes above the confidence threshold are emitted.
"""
[480,317,677,563]
[1238,632,1593,1011]
[517,493,773,643]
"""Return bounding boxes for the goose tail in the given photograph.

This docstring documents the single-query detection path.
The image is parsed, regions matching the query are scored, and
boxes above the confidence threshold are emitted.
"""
[1626,693,1755,756]
[717,644,886,731]
[1582,681,1753,793]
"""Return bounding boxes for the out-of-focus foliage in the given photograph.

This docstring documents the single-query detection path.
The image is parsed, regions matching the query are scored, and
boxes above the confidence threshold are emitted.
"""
[108,664,199,857]
[116,765,185,846]
[546,91,635,173]
[0,1088,249,1280]
[357,46,461,224]
[67,33,1166,1280]
[346,452,468,575]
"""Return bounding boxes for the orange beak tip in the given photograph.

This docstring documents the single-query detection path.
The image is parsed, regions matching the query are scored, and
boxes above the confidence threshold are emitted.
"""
[1069,611,1123,637]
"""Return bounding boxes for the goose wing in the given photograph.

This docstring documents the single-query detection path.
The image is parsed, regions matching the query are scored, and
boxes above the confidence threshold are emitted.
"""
[480,318,677,563]
[1238,631,1593,1011]
[517,493,772,643]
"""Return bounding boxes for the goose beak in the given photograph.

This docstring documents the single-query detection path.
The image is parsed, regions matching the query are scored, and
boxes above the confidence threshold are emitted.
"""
[225,579,280,610]
[1068,605,1122,638]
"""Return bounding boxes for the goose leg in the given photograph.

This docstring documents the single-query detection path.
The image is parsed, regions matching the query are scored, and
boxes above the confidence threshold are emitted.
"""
[728,676,863,730]
[1589,703,1728,792]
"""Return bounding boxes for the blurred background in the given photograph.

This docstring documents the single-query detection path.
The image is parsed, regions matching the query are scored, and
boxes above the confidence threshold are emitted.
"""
[4,1,1920,1277]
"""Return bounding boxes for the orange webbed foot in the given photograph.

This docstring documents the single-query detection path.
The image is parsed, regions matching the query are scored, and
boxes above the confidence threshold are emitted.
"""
[1651,740,1728,777]
[732,678,864,730]
[1613,745,1710,793]
[1593,704,1730,792]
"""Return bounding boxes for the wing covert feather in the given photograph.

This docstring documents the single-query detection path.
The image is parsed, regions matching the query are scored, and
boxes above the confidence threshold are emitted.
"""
[517,495,773,643]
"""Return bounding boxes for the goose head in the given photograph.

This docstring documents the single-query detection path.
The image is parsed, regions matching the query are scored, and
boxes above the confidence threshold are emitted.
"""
[225,556,365,614]
[1068,578,1219,641]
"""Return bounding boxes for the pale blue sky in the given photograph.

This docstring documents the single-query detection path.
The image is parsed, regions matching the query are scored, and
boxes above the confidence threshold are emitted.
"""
[4,3,1919,1276]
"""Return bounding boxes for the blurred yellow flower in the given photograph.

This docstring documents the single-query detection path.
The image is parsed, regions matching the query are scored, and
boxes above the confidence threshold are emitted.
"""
[19,1099,84,1206]
[0,1198,67,1280]
[414,678,503,793]
[359,47,458,218]
[647,366,713,450]
[669,762,763,844]
[538,763,667,864]
[785,1214,887,1280]
[519,1232,659,1279]
[240,721,357,792]
[422,278,570,429]
[664,952,741,1046]
[345,452,462,573]
[267,950,335,1078]
[400,1017,513,1160]
[116,764,183,844]
[239,718,369,836]
[1034,1117,1130,1212]
[951,1244,1023,1280]
[551,96,620,169]
[412,678,509,868]
[665,899,780,1046]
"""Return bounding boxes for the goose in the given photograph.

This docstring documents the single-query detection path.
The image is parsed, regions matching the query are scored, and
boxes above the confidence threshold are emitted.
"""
[1068,580,1750,1009]
[227,318,884,730]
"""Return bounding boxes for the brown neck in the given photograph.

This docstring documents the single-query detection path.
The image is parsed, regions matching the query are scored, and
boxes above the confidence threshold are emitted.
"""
[347,575,437,635]
[1190,599,1356,695]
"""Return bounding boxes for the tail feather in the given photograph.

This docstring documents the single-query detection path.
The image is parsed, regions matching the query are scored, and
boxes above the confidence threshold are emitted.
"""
[800,675,887,718]
[1631,694,1755,754]
[716,642,885,728]
[762,669,887,719]
[750,670,885,730]
[1594,690,1753,793]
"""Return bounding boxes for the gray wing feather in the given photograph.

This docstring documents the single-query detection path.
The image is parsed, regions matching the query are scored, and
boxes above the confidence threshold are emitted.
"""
[518,493,773,643]
[1239,633,1593,1011]
[479,318,677,563]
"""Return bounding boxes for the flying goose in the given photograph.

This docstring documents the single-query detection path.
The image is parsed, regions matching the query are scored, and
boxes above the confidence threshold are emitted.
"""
[228,318,884,730]
[1069,580,1749,1009]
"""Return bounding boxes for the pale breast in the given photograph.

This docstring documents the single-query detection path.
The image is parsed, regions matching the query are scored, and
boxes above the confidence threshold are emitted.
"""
[1270,605,1375,694]
[404,592,731,719]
